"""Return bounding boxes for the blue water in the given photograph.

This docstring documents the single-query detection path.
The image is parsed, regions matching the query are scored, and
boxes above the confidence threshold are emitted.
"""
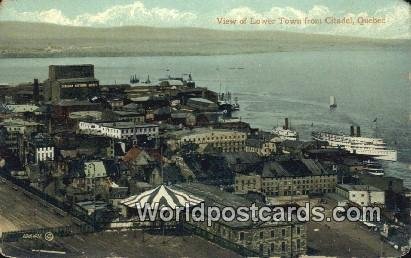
[0,49,410,187]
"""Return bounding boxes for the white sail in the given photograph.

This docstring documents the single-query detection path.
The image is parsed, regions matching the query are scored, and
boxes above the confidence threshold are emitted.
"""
[330,96,336,106]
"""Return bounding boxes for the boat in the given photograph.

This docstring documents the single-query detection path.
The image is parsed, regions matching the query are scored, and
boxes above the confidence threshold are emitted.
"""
[363,160,384,176]
[329,96,337,110]
[232,97,240,111]
[217,91,240,112]
[272,118,299,141]
[312,125,397,161]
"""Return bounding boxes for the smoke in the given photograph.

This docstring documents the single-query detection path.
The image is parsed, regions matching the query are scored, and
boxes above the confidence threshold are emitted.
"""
[337,112,358,127]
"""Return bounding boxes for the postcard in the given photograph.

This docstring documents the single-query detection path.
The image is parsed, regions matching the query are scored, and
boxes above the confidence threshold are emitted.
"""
[0,1,410,257]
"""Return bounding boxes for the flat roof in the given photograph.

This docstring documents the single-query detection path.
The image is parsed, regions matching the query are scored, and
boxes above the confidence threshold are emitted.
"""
[57,77,99,84]
[113,111,144,116]
[168,127,245,138]
[0,118,43,126]
[57,99,99,106]
[338,184,383,192]
[99,122,158,129]
[187,98,215,104]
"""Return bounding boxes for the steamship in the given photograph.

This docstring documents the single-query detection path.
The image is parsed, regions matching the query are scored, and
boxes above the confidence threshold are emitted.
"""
[312,126,397,161]
[272,118,299,141]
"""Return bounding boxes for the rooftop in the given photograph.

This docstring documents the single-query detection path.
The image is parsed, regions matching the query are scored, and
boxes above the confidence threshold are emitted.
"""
[0,118,43,127]
[56,99,100,106]
[168,127,244,138]
[262,159,332,178]
[187,98,215,104]
[57,77,98,84]
[338,184,383,192]
[100,122,158,129]
[173,183,298,228]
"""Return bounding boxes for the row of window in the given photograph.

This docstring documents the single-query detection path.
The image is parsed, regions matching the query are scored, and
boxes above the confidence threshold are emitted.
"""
[259,239,301,255]
[121,127,157,134]
[239,227,301,241]
[182,134,246,142]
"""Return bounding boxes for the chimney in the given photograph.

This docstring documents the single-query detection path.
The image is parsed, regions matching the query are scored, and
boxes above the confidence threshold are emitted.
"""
[356,126,361,137]
[33,78,39,104]
[350,126,355,136]
[284,118,289,130]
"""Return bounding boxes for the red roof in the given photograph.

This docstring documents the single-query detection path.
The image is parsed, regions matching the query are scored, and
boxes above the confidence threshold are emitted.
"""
[122,146,142,162]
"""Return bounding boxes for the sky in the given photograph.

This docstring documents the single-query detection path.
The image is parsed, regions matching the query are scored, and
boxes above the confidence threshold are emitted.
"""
[0,0,409,39]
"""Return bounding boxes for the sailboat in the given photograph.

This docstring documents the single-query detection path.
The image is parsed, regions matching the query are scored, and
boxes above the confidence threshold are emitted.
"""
[329,96,337,110]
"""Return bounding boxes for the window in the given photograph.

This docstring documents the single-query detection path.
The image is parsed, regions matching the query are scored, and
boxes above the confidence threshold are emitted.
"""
[281,242,286,252]
[260,231,264,239]
[296,226,300,235]
[271,230,274,237]
[282,229,286,237]
[270,243,274,252]
[259,244,264,255]
[297,239,301,249]
[239,232,244,240]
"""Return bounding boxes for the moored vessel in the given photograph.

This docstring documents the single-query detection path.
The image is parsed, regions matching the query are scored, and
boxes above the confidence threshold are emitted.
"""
[272,118,299,141]
[312,126,397,161]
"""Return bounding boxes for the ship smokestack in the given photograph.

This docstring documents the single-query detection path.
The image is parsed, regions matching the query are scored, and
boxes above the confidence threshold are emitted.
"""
[284,118,289,130]
[350,126,355,136]
[33,78,39,104]
[356,126,361,137]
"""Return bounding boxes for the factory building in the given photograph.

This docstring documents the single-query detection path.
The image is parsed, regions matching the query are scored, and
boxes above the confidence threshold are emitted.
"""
[44,64,99,102]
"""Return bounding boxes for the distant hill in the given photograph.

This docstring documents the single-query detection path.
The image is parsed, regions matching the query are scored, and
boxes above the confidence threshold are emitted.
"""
[0,21,408,58]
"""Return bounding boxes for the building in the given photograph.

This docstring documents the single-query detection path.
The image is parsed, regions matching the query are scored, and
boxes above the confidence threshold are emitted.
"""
[336,184,385,207]
[28,133,54,164]
[170,111,196,127]
[105,110,145,124]
[186,97,219,111]
[168,128,247,153]
[44,64,99,102]
[70,160,109,191]
[0,118,44,157]
[173,183,307,257]
[53,99,103,121]
[235,159,337,198]
[5,104,39,113]
[78,121,159,140]
[245,132,277,157]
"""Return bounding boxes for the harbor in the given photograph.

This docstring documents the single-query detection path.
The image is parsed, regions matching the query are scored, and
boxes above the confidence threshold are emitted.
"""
[0,61,409,257]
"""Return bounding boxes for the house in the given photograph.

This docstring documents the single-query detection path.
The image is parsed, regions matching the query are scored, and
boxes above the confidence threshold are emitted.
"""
[122,146,156,181]
[245,132,277,157]
[69,160,110,192]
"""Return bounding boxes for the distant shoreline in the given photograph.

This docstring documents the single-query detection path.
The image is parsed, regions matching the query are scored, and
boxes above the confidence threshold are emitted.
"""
[0,44,409,59]
[0,21,409,59]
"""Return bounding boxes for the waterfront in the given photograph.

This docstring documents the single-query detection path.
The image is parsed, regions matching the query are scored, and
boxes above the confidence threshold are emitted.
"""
[0,48,410,186]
